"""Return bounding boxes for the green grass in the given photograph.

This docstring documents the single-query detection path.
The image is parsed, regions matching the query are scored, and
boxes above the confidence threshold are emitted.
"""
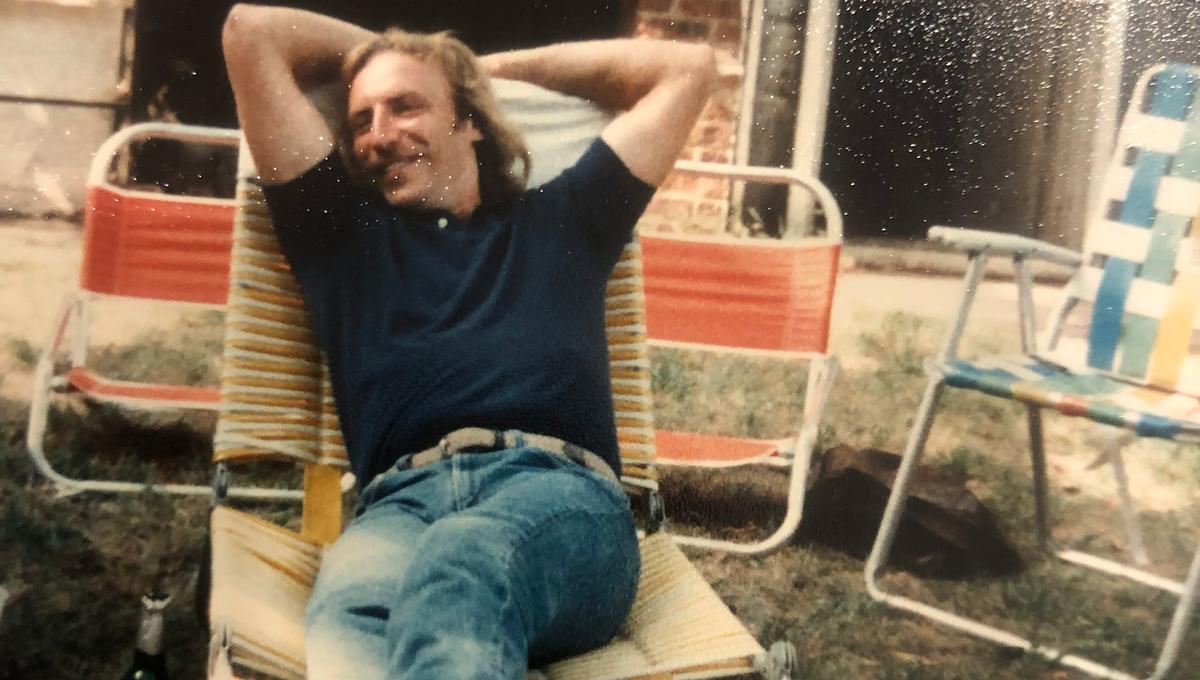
[2,306,1200,678]
[0,394,211,679]
[7,336,38,367]
[657,309,1200,678]
[89,310,225,385]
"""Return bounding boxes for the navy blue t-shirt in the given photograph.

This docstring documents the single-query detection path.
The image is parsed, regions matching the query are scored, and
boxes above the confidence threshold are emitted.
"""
[261,139,655,488]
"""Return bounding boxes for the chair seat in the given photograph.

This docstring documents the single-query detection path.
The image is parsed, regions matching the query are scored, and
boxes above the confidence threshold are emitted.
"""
[210,506,764,680]
[942,355,1200,441]
[654,430,790,468]
[67,367,220,410]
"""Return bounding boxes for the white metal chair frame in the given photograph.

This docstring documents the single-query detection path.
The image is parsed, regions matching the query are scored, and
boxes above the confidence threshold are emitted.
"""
[25,122,300,501]
[865,63,1200,680]
[649,161,843,555]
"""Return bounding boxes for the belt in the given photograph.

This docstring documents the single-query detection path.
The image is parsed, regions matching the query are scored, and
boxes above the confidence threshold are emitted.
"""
[401,427,618,483]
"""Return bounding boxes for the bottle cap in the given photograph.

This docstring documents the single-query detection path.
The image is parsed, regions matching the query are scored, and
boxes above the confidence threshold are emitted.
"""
[142,591,172,612]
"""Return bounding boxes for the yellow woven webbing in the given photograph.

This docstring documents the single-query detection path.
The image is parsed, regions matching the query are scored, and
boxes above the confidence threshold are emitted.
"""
[300,464,342,545]
[214,176,349,472]
[1146,211,1200,389]
[1146,269,1200,389]
[607,243,658,485]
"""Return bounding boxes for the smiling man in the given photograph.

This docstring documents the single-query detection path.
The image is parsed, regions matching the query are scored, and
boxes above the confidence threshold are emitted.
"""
[350,53,483,207]
[343,46,486,213]
[222,5,715,679]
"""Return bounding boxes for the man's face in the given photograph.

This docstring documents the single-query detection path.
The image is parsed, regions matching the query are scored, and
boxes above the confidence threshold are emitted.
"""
[347,51,483,215]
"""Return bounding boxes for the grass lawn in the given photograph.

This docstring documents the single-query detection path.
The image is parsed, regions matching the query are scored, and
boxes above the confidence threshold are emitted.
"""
[2,294,1199,678]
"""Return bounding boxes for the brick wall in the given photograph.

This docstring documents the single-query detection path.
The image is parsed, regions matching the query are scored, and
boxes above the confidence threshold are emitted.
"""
[635,0,744,235]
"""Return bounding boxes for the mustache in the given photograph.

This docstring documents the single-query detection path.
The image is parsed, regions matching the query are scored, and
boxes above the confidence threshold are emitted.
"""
[365,151,427,176]
[361,134,431,173]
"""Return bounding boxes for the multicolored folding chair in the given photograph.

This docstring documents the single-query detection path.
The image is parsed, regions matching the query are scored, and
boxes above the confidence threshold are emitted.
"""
[640,179,842,555]
[206,81,797,680]
[865,63,1200,680]
[24,123,293,500]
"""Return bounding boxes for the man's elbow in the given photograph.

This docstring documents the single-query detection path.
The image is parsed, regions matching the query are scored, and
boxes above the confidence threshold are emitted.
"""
[222,4,267,59]
[674,43,718,97]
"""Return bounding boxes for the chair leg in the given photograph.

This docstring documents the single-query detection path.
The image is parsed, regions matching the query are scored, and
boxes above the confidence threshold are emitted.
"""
[1150,529,1200,679]
[753,640,797,680]
[207,623,235,680]
[1105,432,1149,566]
[671,356,839,556]
[864,374,945,593]
[864,378,1174,679]
[1026,406,1052,552]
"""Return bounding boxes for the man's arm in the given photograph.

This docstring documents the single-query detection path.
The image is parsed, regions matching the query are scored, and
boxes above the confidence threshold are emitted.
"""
[480,40,717,187]
[222,4,374,184]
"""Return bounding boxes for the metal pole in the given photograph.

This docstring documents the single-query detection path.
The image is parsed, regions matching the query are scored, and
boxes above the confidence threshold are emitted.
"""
[786,0,839,237]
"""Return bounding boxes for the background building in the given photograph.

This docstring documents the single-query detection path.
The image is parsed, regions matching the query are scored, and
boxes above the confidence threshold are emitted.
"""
[4,0,1199,249]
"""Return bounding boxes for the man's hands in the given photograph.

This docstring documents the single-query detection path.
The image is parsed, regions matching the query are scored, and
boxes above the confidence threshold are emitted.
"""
[223,4,373,184]
[480,39,717,187]
[223,3,716,190]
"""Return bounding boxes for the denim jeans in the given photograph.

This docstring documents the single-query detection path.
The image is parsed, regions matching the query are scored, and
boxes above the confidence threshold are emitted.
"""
[303,440,641,680]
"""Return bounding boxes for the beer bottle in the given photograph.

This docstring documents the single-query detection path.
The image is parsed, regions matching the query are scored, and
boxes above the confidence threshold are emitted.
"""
[120,591,171,680]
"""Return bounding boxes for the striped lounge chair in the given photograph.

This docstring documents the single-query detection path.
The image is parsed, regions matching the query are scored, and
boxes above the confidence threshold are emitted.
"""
[205,81,796,680]
[865,63,1200,680]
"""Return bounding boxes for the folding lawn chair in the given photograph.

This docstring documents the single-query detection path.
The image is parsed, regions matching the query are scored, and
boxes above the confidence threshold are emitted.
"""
[205,81,797,680]
[865,63,1200,680]
[641,182,842,555]
[24,123,292,500]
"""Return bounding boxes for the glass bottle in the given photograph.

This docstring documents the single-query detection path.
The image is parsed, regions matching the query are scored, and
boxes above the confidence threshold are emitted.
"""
[119,591,171,680]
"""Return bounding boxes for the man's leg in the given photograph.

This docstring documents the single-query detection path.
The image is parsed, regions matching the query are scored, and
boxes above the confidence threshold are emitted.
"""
[386,447,640,680]
[304,504,429,680]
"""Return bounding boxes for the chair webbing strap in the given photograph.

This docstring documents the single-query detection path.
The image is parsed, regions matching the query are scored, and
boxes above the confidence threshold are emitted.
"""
[300,464,342,545]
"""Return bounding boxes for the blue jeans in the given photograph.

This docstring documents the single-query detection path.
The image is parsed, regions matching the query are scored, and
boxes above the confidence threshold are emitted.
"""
[304,442,640,680]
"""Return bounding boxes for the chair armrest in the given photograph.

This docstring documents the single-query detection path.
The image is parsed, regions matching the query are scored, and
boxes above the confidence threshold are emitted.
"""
[89,123,240,190]
[673,160,844,240]
[928,226,1082,267]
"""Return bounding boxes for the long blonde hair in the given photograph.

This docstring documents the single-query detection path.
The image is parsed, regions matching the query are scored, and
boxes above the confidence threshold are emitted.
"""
[341,29,531,207]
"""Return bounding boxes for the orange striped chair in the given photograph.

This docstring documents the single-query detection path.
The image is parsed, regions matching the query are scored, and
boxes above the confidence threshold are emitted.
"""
[866,63,1200,680]
[22,123,294,500]
[205,81,797,680]
[641,171,842,555]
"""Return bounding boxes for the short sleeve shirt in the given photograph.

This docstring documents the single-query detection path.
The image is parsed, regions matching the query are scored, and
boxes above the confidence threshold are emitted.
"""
[261,139,655,487]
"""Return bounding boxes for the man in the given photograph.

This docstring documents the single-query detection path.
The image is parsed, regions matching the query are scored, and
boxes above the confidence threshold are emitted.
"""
[222,5,715,679]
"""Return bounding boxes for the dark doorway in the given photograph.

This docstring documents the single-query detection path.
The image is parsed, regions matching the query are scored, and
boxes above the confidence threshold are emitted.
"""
[129,0,638,127]
[822,0,977,240]
[1123,0,1200,108]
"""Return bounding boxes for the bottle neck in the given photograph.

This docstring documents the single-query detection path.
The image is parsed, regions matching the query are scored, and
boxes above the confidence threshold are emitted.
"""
[136,609,164,656]
[127,591,171,679]
[130,649,169,677]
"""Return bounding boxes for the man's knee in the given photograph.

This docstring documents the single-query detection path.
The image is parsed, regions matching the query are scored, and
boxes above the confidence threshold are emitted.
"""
[310,519,418,605]
[394,633,521,680]
[305,585,393,680]
[306,525,417,634]
[407,514,518,580]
